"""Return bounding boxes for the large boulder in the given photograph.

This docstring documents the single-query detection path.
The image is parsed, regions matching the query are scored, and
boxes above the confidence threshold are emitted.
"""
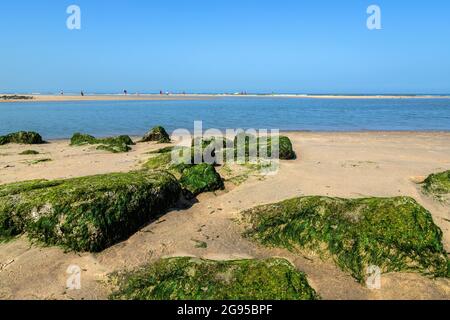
[0,131,44,145]
[0,171,181,252]
[179,163,224,197]
[140,126,170,143]
[110,257,319,300]
[242,196,449,282]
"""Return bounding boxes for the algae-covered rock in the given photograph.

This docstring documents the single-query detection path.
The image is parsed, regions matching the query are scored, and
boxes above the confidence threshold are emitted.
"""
[179,163,224,196]
[278,136,296,160]
[19,150,40,155]
[0,171,181,251]
[0,131,44,145]
[423,170,450,202]
[140,126,170,143]
[70,133,97,145]
[70,133,135,153]
[110,257,319,300]
[194,135,296,162]
[242,196,448,282]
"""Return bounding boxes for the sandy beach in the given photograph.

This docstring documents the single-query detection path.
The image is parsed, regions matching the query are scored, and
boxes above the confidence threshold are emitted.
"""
[0,131,449,300]
[2,94,450,103]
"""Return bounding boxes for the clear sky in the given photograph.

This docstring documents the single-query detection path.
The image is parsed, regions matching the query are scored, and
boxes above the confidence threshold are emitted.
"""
[0,0,449,94]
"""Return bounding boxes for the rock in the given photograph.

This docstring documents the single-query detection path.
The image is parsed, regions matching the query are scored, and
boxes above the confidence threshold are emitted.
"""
[422,170,450,202]
[242,196,449,282]
[179,163,224,197]
[110,257,319,300]
[70,133,135,153]
[0,131,44,145]
[0,171,181,252]
[140,126,170,143]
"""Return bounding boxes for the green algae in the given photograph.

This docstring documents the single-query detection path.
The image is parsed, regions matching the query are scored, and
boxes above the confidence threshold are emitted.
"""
[191,135,296,163]
[70,133,135,153]
[422,170,450,202]
[145,152,173,170]
[242,196,449,282]
[19,150,40,155]
[140,126,171,143]
[192,239,208,248]
[144,151,223,197]
[27,158,52,165]
[179,163,224,197]
[109,257,319,300]
[0,171,181,251]
[0,131,44,145]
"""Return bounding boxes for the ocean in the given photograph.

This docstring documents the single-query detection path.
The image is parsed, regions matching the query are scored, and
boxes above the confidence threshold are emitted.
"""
[1,97,450,139]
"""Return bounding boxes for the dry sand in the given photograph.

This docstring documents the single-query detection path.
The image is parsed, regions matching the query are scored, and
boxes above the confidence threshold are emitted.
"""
[0,132,449,300]
[2,94,449,103]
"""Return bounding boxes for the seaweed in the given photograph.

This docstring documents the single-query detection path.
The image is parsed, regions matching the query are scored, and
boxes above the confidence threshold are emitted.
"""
[110,257,319,300]
[0,131,44,145]
[0,171,181,251]
[179,163,224,197]
[242,196,449,282]
[70,133,135,153]
[422,170,450,202]
[140,126,171,143]
[19,150,40,155]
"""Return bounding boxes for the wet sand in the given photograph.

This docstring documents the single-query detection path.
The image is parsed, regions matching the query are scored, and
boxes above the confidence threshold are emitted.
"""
[0,132,449,300]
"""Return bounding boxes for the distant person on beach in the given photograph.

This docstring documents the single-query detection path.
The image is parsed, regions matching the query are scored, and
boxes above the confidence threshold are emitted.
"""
[80,91,84,96]
[60,90,64,95]
[160,90,163,95]
[123,90,128,95]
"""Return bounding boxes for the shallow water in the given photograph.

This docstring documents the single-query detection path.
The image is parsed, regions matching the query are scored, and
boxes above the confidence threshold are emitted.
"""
[1,98,449,139]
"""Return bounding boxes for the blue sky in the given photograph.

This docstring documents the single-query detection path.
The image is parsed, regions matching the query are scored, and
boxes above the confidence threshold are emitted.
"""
[0,0,449,94]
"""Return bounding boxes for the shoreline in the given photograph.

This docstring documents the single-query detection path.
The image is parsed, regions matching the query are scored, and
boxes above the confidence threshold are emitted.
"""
[11,130,450,142]
[2,93,450,103]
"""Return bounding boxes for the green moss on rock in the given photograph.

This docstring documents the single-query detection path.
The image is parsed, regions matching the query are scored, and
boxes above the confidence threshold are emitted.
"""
[242,196,448,282]
[179,163,224,196]
[423,170,450,202]
[0,131,44,145]
[140,126,171,143]
[0,171,181,251]
[110,257,319,300]
[192,135,296,163]
[70,133,134,153]
[144,147,194,174]
[277,136,296,160]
